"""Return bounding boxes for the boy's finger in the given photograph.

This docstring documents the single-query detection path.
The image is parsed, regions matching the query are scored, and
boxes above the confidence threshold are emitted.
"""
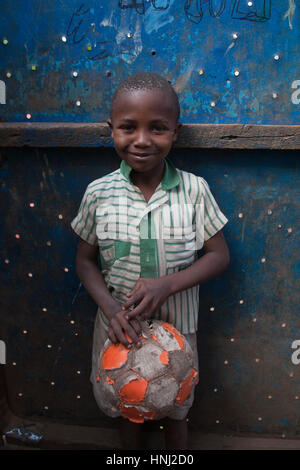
[116,329,132,349]
[122,297,137,309]
[141,311,153,321]
[117,315,142,348]
[129,318,142,336]
[126,283,140,298]
[110,318,131,348]
[122,293,142,311]
[125,299,149,320]
[123,324,142,348]
[108,328,117,344]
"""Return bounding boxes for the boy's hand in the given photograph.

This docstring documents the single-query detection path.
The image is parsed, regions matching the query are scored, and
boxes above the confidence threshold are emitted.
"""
[121,277,172,321]
[108,308,143,349]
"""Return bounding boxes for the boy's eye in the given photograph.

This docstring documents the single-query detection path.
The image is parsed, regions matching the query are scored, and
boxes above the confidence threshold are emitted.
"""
[117,124,169,133]
[152,125,168,132]
[119,124,134,131]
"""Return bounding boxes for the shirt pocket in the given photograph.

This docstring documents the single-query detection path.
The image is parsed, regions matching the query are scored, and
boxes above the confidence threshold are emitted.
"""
[98,240,131,269]
[163,226,196,269]
[95,212,131,269]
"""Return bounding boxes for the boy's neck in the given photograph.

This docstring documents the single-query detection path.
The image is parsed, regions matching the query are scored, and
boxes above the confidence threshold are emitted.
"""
[130,161,165,191]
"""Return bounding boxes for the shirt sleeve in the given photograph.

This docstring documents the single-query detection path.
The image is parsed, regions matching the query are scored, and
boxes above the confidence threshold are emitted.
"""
[200,177,228,242]
[71,184,98,246]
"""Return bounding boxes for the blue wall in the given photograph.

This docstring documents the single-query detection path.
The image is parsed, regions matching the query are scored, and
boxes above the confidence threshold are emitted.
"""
[0,0,299,123]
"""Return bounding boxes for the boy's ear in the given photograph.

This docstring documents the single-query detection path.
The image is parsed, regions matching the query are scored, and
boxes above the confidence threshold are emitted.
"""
[172,122,182,142]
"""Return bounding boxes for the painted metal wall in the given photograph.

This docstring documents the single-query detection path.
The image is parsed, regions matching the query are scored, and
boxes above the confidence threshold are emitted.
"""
[0,147,299,435]
[0,0,299,124]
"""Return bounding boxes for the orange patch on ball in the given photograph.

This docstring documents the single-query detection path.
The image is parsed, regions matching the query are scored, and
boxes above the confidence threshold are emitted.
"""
[102,343,130,370]
[162,322,184,350]
[124,332,133,344]
[120,404,156,423]
[119,377,148,403]
[176,369,198,404]
[160,350,169,365]
[143,410,156,420]
[120,404,145,423]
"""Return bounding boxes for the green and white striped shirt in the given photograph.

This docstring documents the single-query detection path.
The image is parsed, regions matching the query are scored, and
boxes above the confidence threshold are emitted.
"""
[71,158,228,334]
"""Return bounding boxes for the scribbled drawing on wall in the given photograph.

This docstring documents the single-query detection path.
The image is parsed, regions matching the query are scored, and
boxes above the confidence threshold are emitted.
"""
[117,0,272,23]
[283,0,296,29]
[66,3,142,63]
[66,3,90,44]
[184,0,203,24]
[119,0,171,14]
[0,0,297,123]
[231,0,271,21]
[119,0,146,15]
[0,81,6,105]
[65,0,276,63]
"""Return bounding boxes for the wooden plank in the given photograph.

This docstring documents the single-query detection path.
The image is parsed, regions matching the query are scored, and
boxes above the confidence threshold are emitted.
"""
[0,123,299,149]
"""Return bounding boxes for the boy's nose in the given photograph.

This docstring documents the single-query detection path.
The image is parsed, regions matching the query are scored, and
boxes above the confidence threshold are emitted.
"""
[134,129,151,147]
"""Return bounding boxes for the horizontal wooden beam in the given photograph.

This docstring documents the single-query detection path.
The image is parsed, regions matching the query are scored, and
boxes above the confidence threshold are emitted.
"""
[0,123,299,149]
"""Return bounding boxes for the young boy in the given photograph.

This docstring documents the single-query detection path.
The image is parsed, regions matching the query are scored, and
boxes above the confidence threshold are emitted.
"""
[71,72,230,449]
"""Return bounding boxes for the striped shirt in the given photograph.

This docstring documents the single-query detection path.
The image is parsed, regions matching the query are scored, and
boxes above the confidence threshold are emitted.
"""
[71,157,228,334]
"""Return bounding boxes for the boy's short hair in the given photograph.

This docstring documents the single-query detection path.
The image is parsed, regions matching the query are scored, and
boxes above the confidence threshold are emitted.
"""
[111,72,180,122]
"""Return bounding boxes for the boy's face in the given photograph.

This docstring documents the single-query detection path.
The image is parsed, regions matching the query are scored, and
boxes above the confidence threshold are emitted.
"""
[107,89,181,176]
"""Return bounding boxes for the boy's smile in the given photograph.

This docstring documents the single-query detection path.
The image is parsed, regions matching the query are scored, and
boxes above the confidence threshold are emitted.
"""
[107,89,181,184]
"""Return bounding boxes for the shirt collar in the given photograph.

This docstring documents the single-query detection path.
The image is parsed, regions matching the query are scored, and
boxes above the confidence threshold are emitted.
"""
[120,157,180,190]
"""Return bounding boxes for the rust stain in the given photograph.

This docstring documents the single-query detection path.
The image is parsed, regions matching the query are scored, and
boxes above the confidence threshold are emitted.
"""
[102,343,130,370]
[119,377,148,403]
[162,322,184,350]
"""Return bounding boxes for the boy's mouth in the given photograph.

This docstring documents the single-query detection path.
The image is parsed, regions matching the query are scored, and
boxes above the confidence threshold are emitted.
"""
[130,152,151,156]
[129,152,152,159]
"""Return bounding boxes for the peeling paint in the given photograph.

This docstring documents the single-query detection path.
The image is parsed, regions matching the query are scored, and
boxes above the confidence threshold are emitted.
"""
[283,0,296,29]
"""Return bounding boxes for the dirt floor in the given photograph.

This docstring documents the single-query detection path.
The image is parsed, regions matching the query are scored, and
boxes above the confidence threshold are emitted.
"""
[1,417,300,450]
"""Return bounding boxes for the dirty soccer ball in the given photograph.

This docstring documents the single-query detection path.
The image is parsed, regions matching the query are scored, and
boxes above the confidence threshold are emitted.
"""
[97,320,198,423]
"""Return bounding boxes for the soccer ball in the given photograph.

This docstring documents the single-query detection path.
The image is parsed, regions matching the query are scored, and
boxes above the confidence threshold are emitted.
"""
[97,320,198,423]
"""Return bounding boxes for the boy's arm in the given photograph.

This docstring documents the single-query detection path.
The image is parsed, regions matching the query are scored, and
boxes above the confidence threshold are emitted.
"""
[123,230,230,320]
[166,229,230,295]
[75,237,142,347]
